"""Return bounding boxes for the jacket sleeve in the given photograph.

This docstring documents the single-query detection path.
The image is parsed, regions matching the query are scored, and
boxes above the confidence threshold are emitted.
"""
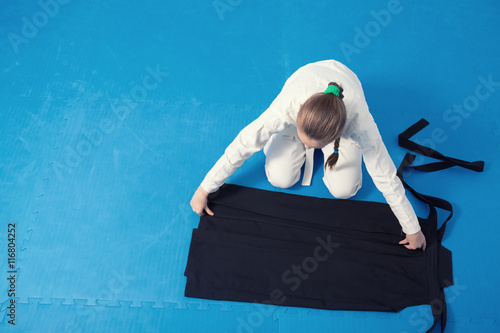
[353,98,421,235]
[199,77,302,194]
[200,109,291,194]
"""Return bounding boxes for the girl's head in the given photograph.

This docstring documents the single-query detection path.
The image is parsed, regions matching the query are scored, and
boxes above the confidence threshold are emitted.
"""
[296,82,346,170]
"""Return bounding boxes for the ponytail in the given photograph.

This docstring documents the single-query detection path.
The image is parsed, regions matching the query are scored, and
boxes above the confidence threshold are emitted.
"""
[324,82,343,170]
[297,82,346,171]
[325,137,341,170]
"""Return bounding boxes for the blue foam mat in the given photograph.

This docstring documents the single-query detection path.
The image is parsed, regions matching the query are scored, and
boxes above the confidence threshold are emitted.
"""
[1,0,500,332]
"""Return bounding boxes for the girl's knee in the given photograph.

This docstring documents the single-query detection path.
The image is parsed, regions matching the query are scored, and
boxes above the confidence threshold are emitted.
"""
[266,165,300,189]
[323,176,361,199]
[330,188,357,200]
[268,178,298,189]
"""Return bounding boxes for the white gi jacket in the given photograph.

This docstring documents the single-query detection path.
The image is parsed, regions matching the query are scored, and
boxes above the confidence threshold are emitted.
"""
[200,59,420,235]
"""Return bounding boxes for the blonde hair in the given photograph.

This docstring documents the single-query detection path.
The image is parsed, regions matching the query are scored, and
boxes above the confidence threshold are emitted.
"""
[297,82,346,170]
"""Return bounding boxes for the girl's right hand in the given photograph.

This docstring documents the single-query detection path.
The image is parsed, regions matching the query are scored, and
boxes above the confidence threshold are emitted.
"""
[190,186,215,216]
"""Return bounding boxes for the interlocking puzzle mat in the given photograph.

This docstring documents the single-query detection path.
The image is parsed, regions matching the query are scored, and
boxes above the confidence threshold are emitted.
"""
[1,0,499,332]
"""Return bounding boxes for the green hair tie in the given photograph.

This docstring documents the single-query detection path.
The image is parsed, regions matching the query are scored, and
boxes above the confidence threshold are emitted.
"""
[324,85,340,97]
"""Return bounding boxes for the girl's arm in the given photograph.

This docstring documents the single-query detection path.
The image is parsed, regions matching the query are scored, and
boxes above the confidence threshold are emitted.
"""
[351,96,425,249]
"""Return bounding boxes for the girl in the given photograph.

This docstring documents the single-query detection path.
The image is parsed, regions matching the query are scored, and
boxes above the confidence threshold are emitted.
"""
[190,59,426,250]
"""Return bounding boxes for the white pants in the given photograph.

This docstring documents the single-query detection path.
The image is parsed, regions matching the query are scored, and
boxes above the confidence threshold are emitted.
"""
[264,124,363,199]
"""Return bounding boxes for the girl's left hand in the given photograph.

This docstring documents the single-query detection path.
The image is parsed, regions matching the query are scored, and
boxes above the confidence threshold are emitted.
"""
[399,230,426,251]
